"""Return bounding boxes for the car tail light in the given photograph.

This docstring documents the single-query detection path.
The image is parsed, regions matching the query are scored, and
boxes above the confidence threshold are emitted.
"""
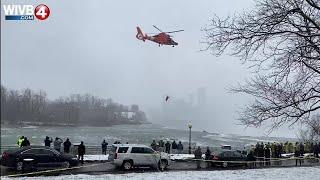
[2,152,9,159]
[114,152,118,159]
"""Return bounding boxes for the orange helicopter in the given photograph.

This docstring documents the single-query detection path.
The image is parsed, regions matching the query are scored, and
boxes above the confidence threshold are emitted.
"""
[136,25,184,47]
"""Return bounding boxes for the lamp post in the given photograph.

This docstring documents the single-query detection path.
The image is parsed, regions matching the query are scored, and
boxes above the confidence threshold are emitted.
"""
[188,122,192,154]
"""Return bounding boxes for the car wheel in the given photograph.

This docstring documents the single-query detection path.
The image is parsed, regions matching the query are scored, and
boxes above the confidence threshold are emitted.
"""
[244,162,248,167]
[222,162,228,168]
[122,161,133,170]
[158,160,167,171]
[62,161,70,168]
[24,162,35,171]
[16,161,23,171]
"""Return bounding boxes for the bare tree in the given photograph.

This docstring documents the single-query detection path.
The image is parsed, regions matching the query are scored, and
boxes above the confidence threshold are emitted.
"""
[299,114,320,141]
[203,0,320,129]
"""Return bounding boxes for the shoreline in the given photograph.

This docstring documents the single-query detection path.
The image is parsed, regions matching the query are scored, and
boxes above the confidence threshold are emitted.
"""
[1,121,151,128]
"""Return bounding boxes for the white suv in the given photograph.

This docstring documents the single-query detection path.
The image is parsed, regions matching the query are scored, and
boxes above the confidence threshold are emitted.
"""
[108,144,171,170]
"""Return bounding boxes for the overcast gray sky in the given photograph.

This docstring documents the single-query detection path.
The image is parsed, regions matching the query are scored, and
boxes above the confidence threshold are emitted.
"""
[1,0,301,138]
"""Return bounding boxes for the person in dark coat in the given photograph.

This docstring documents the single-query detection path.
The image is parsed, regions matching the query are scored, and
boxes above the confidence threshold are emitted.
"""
[258,143,264,159]
[205,147,211,160]
[299,142,305,156]
[44,136,53,147]
[63,138,72,153]
[21,137,30,147]
[172,141,177,149]
[279,143,284,156]
[205,147,212,168]
[275,143,280,158]
[101,140,108,155]
[194,146,202,169]
[151,140,157,151]
[53,137,63,152]
[246,149,256,168]
[159,140,164,147]
[158,140,164,152]
[165,141,171,154]
[264,144,271,166]
[177,141,183,154]
[294,142,301,166]
[78,141,86,164]
[314,142,320,158]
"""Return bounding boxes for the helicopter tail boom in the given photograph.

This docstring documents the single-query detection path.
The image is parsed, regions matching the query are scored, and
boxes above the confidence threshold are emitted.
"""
[136,27,147,42]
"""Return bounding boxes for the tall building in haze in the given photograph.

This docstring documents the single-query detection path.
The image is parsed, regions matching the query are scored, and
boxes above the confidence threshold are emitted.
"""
[197,87,206,107]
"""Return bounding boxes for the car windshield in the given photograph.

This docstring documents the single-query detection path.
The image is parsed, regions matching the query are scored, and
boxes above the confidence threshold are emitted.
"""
[144,147,155,154]
[117,147,129,153]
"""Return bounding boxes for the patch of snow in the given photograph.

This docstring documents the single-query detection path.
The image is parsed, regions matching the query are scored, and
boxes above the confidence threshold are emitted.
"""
[281,153,294,158]
[281,153,314,158]
[81,155,109,161]
[169,154,195,160]
[2,167,320,180]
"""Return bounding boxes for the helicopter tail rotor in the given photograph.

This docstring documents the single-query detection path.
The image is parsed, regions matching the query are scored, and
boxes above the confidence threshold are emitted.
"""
[136,27,146,41]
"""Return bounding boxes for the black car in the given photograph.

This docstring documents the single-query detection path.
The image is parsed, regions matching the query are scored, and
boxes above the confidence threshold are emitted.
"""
[210,150,248,167]
[1,146,79,171]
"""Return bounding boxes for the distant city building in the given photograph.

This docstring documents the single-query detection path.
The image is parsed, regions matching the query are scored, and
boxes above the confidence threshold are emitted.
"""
[131,104,139,112]
[188,93,194,105]
[197,87,206,107]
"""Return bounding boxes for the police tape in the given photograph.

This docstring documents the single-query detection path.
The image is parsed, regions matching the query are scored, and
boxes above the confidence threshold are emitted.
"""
[5,156,320,177]
[187,156,320,164]
[5,162,109,178]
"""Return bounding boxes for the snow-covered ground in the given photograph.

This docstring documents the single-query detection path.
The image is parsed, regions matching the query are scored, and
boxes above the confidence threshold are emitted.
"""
[81,155,109,161]
[170,154,195,160]
[2,167,320,180]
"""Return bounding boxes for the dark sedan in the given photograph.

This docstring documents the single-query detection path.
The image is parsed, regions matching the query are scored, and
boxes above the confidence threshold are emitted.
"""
[210,150,248,167]
[1,146,79,171]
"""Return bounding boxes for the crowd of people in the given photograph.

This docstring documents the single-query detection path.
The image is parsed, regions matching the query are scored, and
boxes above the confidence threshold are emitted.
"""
[150,140,184,154]
[43,136,73,154]
[250,141,320,158]
[248,141,320,166]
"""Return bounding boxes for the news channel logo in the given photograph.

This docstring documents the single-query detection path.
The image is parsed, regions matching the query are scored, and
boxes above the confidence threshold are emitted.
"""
[3,4,50,21]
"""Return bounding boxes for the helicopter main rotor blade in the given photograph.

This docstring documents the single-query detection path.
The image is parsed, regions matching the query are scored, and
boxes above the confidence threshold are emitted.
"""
[153,25,163,32]
[146,32,158,35]
[165,30,184,33]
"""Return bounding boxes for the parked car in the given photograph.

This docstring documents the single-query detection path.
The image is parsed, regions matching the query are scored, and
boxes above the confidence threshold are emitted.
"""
[1,146,79,171]
[210,150,248,167]
[221,145,232,150]
[108,144,171,170]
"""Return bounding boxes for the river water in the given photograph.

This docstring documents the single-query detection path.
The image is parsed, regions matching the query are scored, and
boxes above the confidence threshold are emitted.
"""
[1,124,296,149]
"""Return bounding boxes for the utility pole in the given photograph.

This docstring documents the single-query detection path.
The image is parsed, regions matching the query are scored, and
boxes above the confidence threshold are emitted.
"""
[188,122,192,154]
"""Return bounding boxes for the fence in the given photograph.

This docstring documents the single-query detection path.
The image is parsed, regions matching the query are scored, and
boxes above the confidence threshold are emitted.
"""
[1,144,221,155]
